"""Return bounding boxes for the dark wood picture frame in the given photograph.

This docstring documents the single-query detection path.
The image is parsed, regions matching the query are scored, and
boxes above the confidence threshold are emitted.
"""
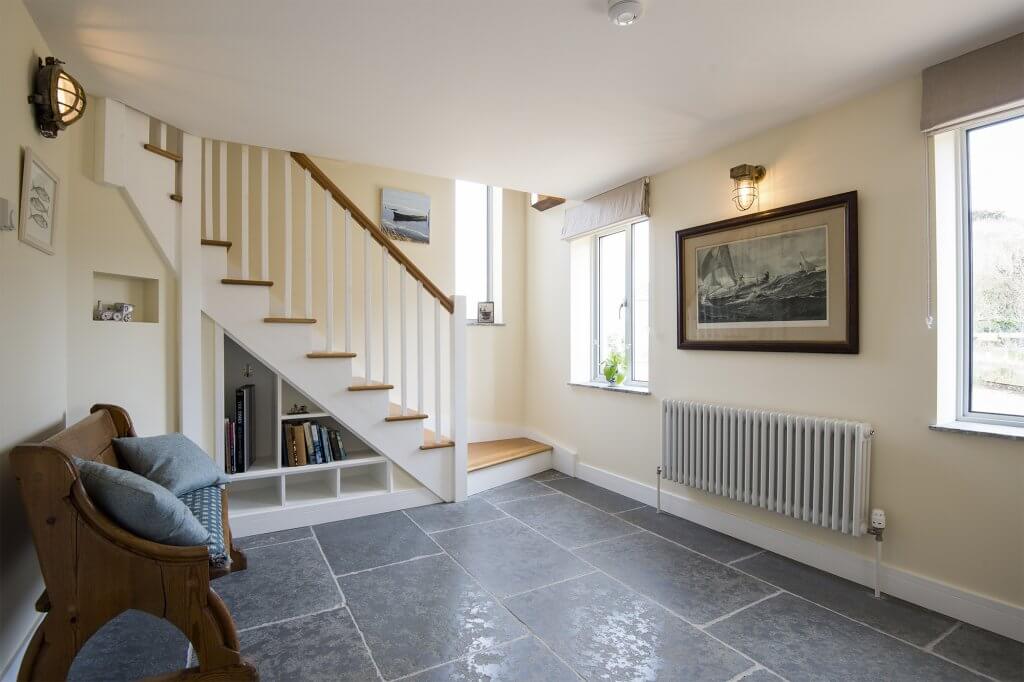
[676,191,858,353]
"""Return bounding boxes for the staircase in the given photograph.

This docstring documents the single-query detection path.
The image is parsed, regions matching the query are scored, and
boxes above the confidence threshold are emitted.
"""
[95,100,468,528]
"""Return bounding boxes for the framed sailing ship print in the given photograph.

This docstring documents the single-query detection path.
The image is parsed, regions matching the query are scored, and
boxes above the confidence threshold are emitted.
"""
[676,192,858,353]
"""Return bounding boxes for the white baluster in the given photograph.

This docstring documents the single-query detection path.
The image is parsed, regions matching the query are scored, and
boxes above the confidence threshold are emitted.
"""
[159,122,167,149]
[218,142,227,242]
[381,249,389,384]
[240,145,249,279]
[260,148,269,281]
[417,282,424,414]
[344,211,352,352]
[450,297,467,499]
[203,139,212,239]
[304,169,312,318]
[283,155,293,318]
[400,264,407,413]
[434,298,442,439]
[364,231,372,381]
[324,189,334,349]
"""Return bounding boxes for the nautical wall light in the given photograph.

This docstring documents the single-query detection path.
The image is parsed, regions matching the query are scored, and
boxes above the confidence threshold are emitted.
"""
[28,57,87,138]
[730,163,765,211]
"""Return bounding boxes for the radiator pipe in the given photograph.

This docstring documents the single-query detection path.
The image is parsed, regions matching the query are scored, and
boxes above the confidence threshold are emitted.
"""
[874,538,883,598]
[656,466,662,514]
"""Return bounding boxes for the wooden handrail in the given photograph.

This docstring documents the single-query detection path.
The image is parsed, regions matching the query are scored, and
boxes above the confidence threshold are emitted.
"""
[290,152,455,313]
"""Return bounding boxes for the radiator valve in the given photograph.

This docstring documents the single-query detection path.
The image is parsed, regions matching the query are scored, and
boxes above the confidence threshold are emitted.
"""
[868,508,886,541]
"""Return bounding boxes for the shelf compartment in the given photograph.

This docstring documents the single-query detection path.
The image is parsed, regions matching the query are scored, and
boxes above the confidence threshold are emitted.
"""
[340,461,388,499]
[92,271,160,323]
[285,469,339,507]
[227,477,283,516]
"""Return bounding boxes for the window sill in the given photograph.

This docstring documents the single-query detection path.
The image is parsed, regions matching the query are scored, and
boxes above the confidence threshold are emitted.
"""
[568,381,651,396]
[466,322,506,327]
[929,421,1024,441]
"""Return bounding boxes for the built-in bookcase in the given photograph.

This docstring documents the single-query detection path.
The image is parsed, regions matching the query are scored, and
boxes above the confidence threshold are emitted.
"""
[218,334,393,522]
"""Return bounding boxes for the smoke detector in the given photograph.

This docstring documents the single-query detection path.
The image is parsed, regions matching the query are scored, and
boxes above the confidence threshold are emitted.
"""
[608,0,643,26]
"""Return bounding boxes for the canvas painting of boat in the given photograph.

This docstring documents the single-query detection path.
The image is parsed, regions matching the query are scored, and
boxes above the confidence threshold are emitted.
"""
[381,187,430,243]
[696,225,828,328]
[19,147,59,255]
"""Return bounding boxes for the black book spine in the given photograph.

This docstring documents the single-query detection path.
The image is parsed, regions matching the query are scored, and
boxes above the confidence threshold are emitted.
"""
[234,388,244,474]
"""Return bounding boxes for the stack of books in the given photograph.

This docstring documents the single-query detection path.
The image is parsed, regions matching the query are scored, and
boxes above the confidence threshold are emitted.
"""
[282,420,347,467]
[225,384,254,474]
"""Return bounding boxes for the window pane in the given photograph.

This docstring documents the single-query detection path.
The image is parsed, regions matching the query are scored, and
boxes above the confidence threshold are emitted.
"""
[632,221,650,382]
[598,231,627,379]
[967,114,1024,417]
[455,180,487,319]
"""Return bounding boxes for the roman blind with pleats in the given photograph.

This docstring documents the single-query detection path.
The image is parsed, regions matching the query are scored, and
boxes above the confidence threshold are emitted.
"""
[562,177,650,241]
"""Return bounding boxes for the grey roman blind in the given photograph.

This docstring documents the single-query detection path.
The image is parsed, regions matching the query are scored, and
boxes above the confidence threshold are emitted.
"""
[562,177,650,241]
[921,32,1024,132]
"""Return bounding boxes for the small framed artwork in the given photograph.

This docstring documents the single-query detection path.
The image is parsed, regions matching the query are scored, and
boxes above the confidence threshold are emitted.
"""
[19,147,59,255]
[676,191,858,353]
[381,187,430,243]
[477,301,495,324]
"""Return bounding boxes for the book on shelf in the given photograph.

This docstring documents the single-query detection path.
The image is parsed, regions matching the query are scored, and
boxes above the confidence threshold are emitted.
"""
[234,384,254,473]
[329,429,347,461]
[290,424,308,466]
[281,419,348,466]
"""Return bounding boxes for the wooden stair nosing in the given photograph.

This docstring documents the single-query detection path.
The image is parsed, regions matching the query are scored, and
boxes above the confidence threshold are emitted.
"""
[264,317,317,324]
[221,278,274,287]
[143,143,182,162]
[348,382,394,392]
[169,193,183,203]
[384,412,429,422]
[466,438,553,472]
[201,239,232,248]
[420,439,455,450]
[306,351,357,359]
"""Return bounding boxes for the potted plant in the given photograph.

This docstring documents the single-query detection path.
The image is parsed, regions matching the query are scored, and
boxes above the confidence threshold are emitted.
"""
[601,349,627,386]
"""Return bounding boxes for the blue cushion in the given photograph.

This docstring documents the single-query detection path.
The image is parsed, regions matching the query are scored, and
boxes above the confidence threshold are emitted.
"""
[178,485,229,567]
[75,458,211,547]
[113,433,228,497]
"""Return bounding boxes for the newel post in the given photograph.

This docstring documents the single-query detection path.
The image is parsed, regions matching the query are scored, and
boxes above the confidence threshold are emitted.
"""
[451,295,468,501]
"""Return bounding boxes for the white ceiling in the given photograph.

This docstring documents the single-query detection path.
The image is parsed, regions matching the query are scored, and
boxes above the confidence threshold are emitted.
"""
[25,1,1024,199]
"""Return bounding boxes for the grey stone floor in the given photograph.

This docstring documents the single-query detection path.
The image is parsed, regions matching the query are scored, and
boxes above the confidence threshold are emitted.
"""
[69,471,1022,681]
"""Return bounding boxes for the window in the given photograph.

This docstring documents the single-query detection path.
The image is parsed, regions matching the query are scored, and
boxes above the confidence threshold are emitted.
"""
[936,111,1024,429]
[591,220,650,386]
[455,180,502,321]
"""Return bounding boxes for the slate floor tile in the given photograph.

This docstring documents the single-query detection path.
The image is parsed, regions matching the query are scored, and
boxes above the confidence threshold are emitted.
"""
[505,572,750,681]
[707,593,980,682]
[406,636,577,681]
[933,623,1024,682]
[432,516,592,597]
[529,469,569,482]
[234,525,312,550]
[618,506,759,563]
[577,531,778,624]
[541,477,642,513]
[406,499,508,533]
[497,493,636,549]
[212,538,342,630]
[473,478,557,504]
[234,608,379,682]
[340,554,527,680]
[734,551,957,646]
[314,510,440,575]
[68,609,188,681]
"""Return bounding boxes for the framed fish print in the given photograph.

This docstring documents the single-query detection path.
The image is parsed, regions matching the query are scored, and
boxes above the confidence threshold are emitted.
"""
[676,192,858,353]
[19,147,59,255]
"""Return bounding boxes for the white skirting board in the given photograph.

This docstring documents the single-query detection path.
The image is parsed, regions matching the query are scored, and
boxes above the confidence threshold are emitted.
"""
[568,460,1024,643]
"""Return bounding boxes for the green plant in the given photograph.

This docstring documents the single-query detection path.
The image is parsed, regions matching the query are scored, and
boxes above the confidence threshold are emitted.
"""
[601,349,628,385]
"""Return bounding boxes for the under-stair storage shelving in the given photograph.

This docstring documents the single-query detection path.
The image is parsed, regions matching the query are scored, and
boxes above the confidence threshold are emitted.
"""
[218,333,394,526]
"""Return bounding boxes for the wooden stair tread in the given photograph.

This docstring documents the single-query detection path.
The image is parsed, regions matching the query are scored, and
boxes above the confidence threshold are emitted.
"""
[307,351,357,358]
[348,379,394,391]
[385,403,428,422]
[143,143,182,162]
[169,193,183,203]
[467,438,552,472]
[421,427,454,450]
[201,239,232,248]
[264,317,316,324]
[221,278,274,286]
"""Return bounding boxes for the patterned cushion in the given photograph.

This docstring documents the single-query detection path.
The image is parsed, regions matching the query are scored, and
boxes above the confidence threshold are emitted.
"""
[178,485,228,567]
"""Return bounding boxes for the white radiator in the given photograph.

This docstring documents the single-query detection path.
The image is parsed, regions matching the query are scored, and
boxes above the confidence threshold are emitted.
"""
[661,400,873,536]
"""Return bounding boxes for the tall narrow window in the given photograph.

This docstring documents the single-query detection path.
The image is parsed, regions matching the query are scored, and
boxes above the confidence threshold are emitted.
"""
[455,181,502,321]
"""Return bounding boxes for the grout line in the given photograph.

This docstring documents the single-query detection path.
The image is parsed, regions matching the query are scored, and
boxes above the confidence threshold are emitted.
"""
[335,552,445,578]
[571,529,645,550]
[698,590,785,629]
[310,531,348,607]
[235,605,345,635]
[343,604,385,682]
[615,504,649,514]
[727,549,766,566]
[426,515,510,535]
[476,490,559,505]
[501,570,600,601]
[388,634,532,681]
[236,534,314,551]
[726,665,769,682]
[923,621,962,651]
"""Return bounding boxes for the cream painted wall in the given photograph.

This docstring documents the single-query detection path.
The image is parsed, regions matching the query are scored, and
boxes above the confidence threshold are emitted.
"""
[524,78,1024,608]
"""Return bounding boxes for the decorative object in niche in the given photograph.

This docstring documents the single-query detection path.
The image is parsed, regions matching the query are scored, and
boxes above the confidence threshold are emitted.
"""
[19,147,59,255]
[676,191,859,353]
[381,187,430,243]
[476,301,495,324]
[93,301,135,322]
[27,57,86,138]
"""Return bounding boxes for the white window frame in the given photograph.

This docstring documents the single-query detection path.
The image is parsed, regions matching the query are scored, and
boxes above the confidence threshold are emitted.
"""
[590,219,648,386]
[455,183,502,322]
[950,108,1024,429]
